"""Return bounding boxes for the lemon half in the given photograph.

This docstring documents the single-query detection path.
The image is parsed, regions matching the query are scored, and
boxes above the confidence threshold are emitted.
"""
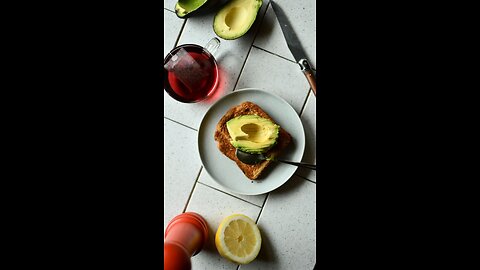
[215,214,262,264]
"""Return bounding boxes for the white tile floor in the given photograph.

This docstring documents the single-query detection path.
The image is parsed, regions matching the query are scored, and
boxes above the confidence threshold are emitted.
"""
[253,1,316,70]
[163,118,203,231]
[164,1,316,268]
[163,0,177,13]
[240,175,316,270]
[164,9,185,57]
[235,46,311,115]
[197,170,267,207]
[186,183,262,269]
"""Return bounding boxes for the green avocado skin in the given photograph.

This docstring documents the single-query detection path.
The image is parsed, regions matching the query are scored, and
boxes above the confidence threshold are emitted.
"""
[175,0,224,19]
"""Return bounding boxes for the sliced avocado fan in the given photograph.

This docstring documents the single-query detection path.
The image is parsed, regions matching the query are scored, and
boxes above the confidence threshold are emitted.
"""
[213,0,263,40]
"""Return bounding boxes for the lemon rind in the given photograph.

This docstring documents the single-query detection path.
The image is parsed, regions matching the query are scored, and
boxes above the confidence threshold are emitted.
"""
[215,214,262,264]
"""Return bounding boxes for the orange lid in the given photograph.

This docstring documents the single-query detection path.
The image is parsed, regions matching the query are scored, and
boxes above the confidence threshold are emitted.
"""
[164,212,209,256]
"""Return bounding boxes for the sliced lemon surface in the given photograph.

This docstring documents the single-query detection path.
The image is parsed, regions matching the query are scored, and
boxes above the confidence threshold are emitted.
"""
[215,214,262,264]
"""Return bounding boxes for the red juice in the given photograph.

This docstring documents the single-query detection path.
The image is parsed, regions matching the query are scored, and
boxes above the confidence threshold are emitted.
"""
[164,44,219,103]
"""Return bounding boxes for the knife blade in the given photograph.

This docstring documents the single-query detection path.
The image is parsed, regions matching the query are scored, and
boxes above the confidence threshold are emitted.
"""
[271,1,316,96]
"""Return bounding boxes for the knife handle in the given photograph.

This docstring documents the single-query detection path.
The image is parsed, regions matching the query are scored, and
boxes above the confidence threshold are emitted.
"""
[299,59,316,96]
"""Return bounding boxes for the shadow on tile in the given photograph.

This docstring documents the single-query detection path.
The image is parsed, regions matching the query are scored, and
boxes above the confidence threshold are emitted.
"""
[270,174,305,196]
[254,223,276,263]
[254,4,275,41]
[296,99,317,178]
[200,226,219,254]
[235,0,273,47]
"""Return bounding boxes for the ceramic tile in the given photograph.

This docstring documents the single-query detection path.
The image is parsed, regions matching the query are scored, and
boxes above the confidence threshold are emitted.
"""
[240,175,316,270]
[296,92,316,181]
[163,1,317,267]
[186,183,262,269]
[164,9,185,57]
[198,170,266,207]
[163,118,202,231]
[254,0,316,69]
[235,46,310,115]
[163,0,177,12]
[163,1,270,130]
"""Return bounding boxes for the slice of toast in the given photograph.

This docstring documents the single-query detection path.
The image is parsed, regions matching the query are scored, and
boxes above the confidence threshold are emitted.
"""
[214,101,292,180]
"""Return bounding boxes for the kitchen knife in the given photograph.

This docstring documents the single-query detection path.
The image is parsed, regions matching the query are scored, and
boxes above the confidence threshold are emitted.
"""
[271,1,316,96]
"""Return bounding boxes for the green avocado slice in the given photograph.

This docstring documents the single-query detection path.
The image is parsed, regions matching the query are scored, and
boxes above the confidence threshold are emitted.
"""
[226,115,279,154]
[213,0,263,40]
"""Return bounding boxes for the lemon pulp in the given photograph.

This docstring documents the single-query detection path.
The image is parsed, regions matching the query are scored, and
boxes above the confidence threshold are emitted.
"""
[215,214,261,264]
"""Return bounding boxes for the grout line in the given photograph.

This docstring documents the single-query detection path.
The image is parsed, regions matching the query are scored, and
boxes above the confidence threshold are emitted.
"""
[251,0,271,45]
[235,193,270,270]
[251,48,316,73]
[196,182,263,208]
[182,166,203,213]
[231,45,254,92]
[231,1,271,92]
[252,45,297,65]
[299,89,311,116]
[254,192,269,224]
[294,173,316,184]
[174,18,188,48]
[249,44,314,108]
[164,117,198,132]
[251,45,317,72]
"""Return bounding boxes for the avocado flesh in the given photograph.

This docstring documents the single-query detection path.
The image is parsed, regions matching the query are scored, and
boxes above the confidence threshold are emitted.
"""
[213,0,263,40]
[175,0,209,18]
[226,115,279,154]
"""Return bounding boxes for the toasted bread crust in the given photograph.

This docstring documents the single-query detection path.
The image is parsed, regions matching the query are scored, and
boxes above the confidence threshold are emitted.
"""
[214,101,292,180]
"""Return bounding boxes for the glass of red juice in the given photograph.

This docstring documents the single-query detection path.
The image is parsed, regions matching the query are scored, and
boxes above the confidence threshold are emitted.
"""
[164,38,220,103]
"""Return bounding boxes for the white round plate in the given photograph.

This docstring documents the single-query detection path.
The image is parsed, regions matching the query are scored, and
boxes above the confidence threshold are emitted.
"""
[198,88,305,195]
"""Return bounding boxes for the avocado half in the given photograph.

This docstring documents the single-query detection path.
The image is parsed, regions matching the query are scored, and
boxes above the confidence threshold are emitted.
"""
[226,115,279,154]
[175,0,221,19]
[213,0,263,40]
